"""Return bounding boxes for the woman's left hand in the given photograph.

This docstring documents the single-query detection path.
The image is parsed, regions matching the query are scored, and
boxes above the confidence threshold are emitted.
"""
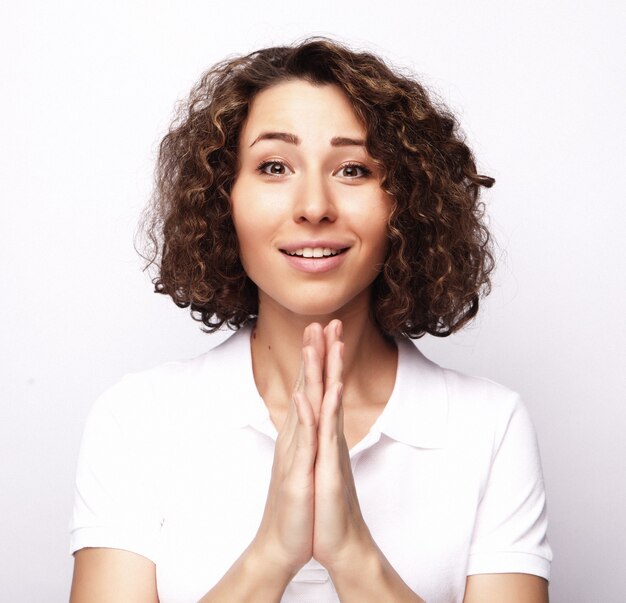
[306,320,375,571]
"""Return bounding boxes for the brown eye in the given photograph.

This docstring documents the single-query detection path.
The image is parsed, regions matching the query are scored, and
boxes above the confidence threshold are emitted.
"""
[336,163,371,178]
[256,160,293,176]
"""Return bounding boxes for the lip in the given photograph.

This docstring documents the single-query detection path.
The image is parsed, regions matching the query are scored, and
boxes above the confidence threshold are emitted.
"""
[278,240,351,253]
[281,250,348,273]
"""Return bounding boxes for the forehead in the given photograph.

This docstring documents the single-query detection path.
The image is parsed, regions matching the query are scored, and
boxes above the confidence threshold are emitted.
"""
[239,79,365,146]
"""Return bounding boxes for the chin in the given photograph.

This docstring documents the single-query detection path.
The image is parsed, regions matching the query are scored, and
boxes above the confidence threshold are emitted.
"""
[283,301,347,320]
[292,306,342,323]
[256,280,375,322]
[267,289,370,322]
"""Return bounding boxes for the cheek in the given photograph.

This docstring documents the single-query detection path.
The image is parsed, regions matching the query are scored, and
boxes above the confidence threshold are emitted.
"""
[231,178,284,232]
[231,219,262,282]
[230,183,260,249]
[354,197,392,250]
[230,202,279,280]
[232,205,277,251]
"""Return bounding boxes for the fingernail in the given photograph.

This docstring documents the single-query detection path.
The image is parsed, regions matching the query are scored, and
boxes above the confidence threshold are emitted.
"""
[336,321,343,340]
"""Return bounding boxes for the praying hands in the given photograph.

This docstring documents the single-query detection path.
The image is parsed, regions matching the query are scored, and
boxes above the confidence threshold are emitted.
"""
[246,320,423,601]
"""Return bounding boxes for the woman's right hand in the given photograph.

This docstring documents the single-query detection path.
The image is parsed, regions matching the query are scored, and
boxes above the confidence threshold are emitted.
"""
[251,324,325,576]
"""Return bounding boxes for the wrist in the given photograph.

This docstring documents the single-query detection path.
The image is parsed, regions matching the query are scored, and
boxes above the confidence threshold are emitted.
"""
[247,537,300,586]
[197,539,298,603]
[327,538,384,592]
[325,537,426,603]
[325,528,380,578]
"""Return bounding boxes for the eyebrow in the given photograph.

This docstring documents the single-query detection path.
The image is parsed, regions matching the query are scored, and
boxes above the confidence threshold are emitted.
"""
[249,131,366,148]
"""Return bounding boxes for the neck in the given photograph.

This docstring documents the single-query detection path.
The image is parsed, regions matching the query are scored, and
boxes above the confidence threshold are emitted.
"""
[250,290,397,411]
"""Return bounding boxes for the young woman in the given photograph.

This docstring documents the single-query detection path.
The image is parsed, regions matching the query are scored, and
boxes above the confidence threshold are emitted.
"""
[69,39,552,602]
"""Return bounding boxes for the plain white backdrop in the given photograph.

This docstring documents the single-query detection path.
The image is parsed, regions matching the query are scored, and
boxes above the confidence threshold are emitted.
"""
[1,1,624,601]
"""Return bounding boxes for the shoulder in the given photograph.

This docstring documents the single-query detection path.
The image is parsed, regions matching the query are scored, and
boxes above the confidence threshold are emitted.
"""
[397,338,533,448]
[396,342,546,505]
[441,364,522,419]
[441,365,535,454]
[86,326,252,434]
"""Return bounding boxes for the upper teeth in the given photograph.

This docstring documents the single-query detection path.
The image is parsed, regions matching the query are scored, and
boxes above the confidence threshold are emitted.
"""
[287,247,341,258]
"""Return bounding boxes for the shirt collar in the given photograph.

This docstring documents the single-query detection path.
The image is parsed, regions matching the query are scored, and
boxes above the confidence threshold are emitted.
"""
[210,324,448,449]
[373,337,448,449]
[207,324,276,434]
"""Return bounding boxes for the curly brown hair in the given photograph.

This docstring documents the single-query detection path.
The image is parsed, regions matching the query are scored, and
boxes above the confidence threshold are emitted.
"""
[139,37,495,338]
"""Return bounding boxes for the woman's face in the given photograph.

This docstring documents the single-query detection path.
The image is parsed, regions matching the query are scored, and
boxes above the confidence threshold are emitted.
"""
[230,79,392,319]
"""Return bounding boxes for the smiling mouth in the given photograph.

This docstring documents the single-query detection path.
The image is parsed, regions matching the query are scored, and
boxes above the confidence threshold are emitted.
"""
[281,247,349,258]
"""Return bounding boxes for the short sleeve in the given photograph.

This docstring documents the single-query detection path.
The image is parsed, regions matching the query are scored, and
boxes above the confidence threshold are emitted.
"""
[69,374,163,562]
[466,396,553,580]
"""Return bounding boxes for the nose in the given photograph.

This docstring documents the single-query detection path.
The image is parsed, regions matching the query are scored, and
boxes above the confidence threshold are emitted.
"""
[292,171,337,224]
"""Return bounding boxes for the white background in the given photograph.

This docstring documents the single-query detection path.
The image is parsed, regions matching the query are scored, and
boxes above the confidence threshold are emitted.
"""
[1,1,624,601]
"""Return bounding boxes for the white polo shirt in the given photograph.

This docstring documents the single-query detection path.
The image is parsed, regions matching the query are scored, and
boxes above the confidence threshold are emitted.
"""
[70,324,552,603]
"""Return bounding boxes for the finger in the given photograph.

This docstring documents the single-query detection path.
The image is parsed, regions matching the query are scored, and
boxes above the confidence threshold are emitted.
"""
[292,391,318,473]
[283,390,311,465]
[279,371,303,450]
[284,389,299,432]
[323,318,342,343]
[293,325,310,394]
[276,399,298,460]
[307,322,325,364]
[307,322,326,388]
[324,319,343,388]
[325,340,344,390]
[304,344,324,419]
[318,382,344,441]
[293,360,305,394]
